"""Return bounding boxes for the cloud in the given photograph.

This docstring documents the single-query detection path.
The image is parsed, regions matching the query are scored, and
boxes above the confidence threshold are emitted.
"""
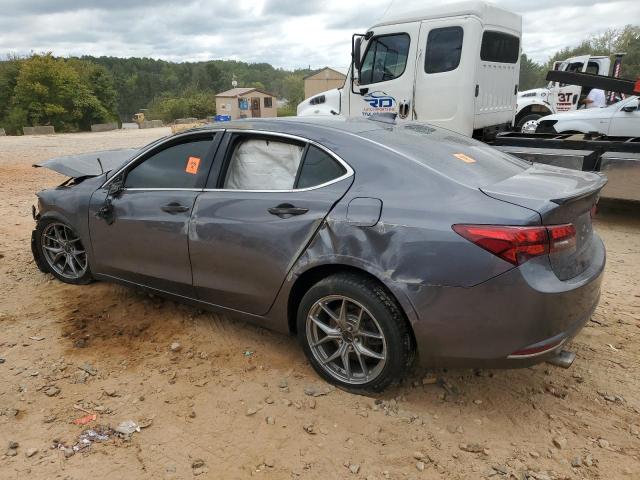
[0,0,637,68]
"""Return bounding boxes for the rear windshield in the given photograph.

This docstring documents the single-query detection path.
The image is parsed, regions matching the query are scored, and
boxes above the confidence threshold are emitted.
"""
[480,31,520,63]
[360,124,529,188]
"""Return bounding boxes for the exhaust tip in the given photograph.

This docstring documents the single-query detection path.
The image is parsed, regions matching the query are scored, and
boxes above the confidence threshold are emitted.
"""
[546,350,576,369]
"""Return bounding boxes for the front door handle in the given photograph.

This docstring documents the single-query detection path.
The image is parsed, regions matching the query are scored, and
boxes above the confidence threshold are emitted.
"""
[268,203,309,218]
[162,202,190,213]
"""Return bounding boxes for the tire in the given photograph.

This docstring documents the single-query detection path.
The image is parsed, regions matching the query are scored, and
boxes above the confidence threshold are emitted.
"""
[516,113,543,133]
[297,273,414,393]
[34,218,93,285]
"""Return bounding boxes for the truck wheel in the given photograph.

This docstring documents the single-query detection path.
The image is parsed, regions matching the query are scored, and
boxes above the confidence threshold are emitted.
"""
[516,114,543,133]
[297,273,414,394]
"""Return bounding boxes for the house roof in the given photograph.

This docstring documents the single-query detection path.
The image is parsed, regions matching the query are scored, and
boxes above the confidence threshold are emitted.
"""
[215,87,276,98]
[303,67,347,81]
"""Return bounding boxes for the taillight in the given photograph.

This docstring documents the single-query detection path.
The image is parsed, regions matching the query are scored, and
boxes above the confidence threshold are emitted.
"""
[452,223,576,266]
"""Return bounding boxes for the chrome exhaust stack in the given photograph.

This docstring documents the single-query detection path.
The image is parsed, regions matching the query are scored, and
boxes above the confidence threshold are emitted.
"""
[547,350,576,369]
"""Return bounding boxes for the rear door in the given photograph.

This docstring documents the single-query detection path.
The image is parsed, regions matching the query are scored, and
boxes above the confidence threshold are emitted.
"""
[189,131,353,315]
[349,23,420,121]
[413,17,476,135]
[89,132,220,296]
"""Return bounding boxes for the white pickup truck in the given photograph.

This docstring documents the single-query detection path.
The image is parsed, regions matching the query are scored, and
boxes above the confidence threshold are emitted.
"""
[514,55,615,132]
[297,1,522,140]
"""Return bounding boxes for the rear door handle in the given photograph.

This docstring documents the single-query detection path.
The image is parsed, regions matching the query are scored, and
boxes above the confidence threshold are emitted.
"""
[162,202,190,213]
[268,203,309,218]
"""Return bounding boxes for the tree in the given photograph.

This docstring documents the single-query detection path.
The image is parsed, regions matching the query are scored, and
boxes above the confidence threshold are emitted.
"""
[10,54,114,132]
[519,54,545,90]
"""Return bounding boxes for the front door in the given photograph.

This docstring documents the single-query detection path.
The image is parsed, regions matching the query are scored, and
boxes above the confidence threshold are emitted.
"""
[88,133,219,296]
[609,98,640,136]
[251,97,261,117]
[190,132,353,315]
[348,23,420,121]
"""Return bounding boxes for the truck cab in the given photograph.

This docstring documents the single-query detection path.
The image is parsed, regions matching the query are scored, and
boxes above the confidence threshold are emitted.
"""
[297,1,522,140]
[515,55,611,132]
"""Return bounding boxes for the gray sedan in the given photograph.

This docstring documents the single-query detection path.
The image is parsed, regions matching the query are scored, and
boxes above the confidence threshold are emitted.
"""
[32,117,606,392]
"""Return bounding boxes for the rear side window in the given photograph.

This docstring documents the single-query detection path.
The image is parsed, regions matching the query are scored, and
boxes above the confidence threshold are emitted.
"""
[480,31,519,63]
[224,138,304,190]
[425,27,463,74]
[296,145,346,189]
[125,139,212,189]
[359,33,410,85]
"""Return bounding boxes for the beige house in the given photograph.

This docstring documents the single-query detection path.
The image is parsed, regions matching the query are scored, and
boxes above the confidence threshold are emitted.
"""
[304,67,346,99]
[215,88,277,120]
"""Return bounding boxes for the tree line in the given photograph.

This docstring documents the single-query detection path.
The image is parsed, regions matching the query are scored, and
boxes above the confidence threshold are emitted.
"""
[0,25,638,134]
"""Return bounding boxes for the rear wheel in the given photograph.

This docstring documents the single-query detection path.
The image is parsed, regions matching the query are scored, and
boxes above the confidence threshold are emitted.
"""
[516,113,543,133]
[297,273,413,393]
[35,218,93,284]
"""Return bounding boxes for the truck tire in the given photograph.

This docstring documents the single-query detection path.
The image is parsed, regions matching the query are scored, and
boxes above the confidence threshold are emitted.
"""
[516,113,543,133]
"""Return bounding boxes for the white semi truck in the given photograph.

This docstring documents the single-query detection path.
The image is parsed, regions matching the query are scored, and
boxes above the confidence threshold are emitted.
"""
[297,1,522,140]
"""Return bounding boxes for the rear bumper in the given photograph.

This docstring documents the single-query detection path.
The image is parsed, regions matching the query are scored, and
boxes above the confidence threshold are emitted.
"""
[408,234,605,368]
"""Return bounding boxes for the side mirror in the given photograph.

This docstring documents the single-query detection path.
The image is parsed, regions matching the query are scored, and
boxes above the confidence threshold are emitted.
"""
[622,102,638,113]
[108,178,124,197]
[353,37,362,72]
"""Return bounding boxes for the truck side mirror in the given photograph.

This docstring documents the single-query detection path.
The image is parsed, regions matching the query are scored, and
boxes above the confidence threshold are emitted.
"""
[353,37,362,72]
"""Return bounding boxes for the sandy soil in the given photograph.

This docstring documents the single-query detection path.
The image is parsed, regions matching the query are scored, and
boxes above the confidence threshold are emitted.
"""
[0,129,639,480]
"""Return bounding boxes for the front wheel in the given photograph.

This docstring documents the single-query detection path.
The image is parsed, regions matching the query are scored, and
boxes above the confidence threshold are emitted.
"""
[34,218,93,285]
[297,273,414,393]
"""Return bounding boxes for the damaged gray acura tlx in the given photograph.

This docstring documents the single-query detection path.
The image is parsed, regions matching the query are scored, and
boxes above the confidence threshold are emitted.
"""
[31,117,606,392]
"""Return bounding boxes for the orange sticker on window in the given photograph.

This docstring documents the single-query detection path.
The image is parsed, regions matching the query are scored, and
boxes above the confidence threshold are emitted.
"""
[453,153,476,164]
[185,156,201,174]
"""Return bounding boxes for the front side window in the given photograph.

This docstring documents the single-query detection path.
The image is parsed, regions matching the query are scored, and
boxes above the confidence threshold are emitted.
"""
[224,138,304,190]
[125,138,212,189]
[480,31,519,63]
[425,27,463,74]
[359,33,410,85]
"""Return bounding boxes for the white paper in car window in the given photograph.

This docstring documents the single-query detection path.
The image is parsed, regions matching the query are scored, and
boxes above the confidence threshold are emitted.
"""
[225,139,304,190]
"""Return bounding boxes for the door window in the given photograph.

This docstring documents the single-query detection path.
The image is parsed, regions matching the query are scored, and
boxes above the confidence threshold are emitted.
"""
[223,138,305,190]
[425,27,463,74]
[359,33,410,85]
[480,31,519,63]
[296,145,347,189]
[125,138,213,189]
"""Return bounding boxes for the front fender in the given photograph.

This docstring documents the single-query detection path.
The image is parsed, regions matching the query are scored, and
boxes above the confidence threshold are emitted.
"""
[516,98,552,115]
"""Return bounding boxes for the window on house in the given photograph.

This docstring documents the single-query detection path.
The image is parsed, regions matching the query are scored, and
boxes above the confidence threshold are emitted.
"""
[264,97,273,108]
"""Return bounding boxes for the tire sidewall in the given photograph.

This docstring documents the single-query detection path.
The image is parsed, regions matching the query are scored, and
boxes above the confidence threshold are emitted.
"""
[516,113,543,132]
[297,274,410,393]
[35,217,93,285]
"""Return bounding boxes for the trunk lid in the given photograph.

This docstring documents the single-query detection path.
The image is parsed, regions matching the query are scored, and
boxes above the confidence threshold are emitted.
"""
[481,163,607,280]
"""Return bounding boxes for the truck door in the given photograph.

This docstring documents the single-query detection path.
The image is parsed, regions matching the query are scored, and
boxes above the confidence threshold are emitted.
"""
[349,22,421,121]
[551,55,591,113]
[412,17,477,136]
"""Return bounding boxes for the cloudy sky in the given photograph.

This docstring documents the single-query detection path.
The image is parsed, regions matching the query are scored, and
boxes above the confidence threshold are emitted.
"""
[0,0,637,69]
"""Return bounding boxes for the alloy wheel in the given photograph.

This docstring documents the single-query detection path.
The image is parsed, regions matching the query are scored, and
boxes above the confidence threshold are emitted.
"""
[41,222,88,280]
[306,295,387,385]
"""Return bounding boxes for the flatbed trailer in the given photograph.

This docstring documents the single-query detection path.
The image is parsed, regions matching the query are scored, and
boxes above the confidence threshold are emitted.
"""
[493,132,640,202]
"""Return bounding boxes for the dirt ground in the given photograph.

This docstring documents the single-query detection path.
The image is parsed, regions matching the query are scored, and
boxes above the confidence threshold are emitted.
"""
[0,129,639,480]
